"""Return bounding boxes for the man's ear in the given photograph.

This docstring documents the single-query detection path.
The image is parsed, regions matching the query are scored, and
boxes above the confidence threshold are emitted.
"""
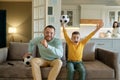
[53,31,55,36]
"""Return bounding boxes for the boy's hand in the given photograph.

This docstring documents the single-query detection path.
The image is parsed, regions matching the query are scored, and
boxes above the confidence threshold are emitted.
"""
[96,22,103,31]
[61,23,65,27]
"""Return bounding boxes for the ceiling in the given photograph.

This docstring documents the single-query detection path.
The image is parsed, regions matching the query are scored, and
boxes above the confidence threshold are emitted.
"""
[62,0,120,6]
[0,0,120,6]
[0,0,32,2]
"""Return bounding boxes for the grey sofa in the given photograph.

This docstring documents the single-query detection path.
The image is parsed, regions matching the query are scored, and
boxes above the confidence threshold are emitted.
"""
[0,42,119,80]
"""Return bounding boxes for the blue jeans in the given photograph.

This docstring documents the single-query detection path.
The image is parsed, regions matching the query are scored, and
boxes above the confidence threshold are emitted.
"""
[67,61,86,80]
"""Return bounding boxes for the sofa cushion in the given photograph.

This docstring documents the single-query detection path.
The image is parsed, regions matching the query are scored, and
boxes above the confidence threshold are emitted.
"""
[30,60,114,79]
[84,60,114,79]
[0,60,115,79]
[8,42,29,60]
[0,61,32,78]
[0,48,8,63]
[83,43,95,61]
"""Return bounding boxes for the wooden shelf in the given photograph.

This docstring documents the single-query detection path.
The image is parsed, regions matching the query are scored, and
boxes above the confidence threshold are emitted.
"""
[80,19,103,24]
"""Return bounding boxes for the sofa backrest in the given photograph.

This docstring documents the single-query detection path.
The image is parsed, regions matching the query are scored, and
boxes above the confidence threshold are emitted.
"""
[7,42,95,61]
[8,42,30,60]
[65,42,95,61]
[83,42,95,61]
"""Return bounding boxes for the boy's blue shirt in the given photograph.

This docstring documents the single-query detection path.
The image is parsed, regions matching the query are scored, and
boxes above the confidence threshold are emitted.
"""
[28,36,63,60]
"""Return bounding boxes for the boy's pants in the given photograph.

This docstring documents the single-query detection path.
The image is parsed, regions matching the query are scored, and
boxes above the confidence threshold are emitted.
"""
[67,61,86,80]
[30,58,62,80]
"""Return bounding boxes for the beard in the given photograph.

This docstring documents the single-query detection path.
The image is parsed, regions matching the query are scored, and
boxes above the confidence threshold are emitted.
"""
[44,36,53,42]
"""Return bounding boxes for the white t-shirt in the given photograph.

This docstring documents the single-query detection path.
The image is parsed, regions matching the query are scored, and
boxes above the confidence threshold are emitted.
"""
[112,27,120,37]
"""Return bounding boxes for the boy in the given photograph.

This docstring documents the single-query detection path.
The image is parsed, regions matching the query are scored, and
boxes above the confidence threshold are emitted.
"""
[62,23,103,80]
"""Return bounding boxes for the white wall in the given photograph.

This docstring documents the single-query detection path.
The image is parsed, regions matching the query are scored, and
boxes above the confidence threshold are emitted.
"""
[48,0,61,38]
[61,27,80,39]
[61,25,113,40]
[80,5,105,19]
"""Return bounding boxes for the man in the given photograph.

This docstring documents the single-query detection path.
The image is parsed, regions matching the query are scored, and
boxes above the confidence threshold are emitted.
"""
[23,25,63,80]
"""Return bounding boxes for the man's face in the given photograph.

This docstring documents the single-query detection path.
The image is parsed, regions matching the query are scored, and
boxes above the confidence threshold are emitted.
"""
[44,28,55,41]
[71,34,80,44]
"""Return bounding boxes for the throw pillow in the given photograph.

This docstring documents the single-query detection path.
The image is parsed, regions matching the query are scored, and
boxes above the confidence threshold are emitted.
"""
[0,48,8,63]
[83,43,95,61]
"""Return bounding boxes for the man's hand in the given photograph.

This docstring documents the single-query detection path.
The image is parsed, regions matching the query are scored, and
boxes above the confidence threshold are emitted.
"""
[40,39,48,48]
[23,53,31,59]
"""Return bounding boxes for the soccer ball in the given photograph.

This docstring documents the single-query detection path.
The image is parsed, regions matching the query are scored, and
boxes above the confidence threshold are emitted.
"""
[60,15,70,25]
[23,55,33,65]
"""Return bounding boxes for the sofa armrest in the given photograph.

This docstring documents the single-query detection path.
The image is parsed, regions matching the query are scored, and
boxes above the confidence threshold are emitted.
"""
[95,48,119,80]
[0,47,8,63]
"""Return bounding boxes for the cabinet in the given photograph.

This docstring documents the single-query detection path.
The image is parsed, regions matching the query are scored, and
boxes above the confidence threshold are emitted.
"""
[80,5,104,19]
[105,6,120,27]
[61,5,80,27]
[90,39,113,50]
[90,38,120,53]
[113,39,120,53]
[80,5,120,28]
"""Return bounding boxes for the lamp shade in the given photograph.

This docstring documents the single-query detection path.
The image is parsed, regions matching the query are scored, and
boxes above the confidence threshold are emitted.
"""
[8,27,16,33]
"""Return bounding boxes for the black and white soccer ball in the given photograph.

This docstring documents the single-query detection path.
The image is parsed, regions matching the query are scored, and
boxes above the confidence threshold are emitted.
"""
[60,15,70,25]
[23,55,33,65]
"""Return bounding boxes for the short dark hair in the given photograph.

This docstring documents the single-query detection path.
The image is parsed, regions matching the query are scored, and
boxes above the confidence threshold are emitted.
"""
[44,25,55,31]
[72,31,80,35]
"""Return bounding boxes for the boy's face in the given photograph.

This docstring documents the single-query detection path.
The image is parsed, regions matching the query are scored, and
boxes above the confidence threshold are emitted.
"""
[71,34,80,44]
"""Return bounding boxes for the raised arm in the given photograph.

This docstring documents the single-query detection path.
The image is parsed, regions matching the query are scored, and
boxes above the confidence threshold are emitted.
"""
[94,23,103,33]
[81,23,103,44]
[62,24,71,43]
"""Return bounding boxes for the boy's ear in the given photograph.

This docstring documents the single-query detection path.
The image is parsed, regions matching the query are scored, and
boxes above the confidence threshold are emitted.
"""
[71,37,73,40]
[71,35,73,39]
